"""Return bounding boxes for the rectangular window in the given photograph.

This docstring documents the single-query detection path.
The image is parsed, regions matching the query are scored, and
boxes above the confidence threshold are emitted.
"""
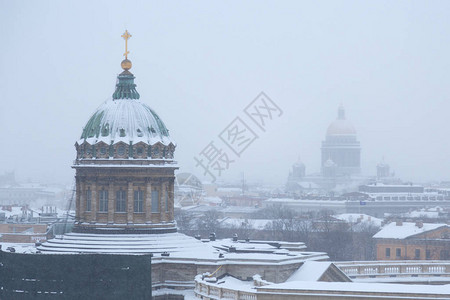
[151,190,159,213]
[396,248,401,258]
[415,249,421,259]
[385,248,391,258]
[85,188,92,212]
[134,189,144,213]
[116,189,126,212]
[165,187,169,212]
[426,249,431,260]
[99,189,108,212]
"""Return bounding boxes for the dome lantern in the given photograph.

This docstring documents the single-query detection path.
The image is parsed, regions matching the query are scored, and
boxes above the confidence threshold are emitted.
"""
[326,104,356,136]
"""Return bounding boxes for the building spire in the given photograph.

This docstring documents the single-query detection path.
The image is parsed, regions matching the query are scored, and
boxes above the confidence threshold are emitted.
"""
[121,30,132,59]
[113,30,140,100]
[120,30,132,71]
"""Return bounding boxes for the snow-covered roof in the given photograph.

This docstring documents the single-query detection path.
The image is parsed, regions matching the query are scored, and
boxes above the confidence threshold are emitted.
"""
[257,281,450,296]
[287,261,334,282]
[0,206,28,218]
[334,214,382,227]
[373,222,448,239]
[38,232,327,263]
[364,182,423,188]
[403,207,443,219]
[78,98,174,146]
[196,275,255,293]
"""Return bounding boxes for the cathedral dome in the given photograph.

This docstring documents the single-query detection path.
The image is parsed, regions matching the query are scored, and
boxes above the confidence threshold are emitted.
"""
[78,63,174,148]
[75,56,175,161]
[79,98,173,146]
[326,105,356,136]
[326,119,356,136]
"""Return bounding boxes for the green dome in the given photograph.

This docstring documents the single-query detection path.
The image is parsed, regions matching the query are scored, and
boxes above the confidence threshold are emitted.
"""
[78,71,174,147]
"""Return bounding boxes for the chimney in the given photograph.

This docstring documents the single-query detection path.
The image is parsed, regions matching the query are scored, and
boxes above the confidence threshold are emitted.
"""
[416,221,423,228]
[396,220,403,226]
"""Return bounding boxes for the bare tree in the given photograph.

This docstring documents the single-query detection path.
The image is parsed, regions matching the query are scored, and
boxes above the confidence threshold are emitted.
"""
[195,209,223,236]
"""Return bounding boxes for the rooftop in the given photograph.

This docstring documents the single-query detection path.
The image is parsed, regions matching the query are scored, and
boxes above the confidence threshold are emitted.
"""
[373,222,448,239]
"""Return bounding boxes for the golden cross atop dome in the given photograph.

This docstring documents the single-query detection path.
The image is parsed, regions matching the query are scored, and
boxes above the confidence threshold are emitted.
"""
[121,30,132,59]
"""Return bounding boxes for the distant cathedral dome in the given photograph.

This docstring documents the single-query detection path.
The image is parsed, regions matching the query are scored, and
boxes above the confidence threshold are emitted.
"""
[293,157,305,168]
[326,104,356,136]
[321,104,361,176]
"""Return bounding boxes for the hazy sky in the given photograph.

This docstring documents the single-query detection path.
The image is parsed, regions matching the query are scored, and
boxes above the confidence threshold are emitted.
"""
[1,1,449,185]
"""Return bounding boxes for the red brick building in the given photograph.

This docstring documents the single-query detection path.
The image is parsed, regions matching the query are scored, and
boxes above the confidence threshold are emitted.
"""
[373,221,450,260]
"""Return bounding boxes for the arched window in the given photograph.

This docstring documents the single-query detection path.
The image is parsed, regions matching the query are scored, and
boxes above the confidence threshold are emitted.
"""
[117,145,126,157]
[99,146,107,156]
[136,146,144,156]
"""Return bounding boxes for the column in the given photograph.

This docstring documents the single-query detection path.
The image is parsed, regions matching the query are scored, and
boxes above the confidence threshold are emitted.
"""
[158,182,163,222]
[145,180,152,223]
[91,180,97,223]
[79,180,85,222]
[127,181,133,224]
[168,178,174,222]
[161,181,167,222]
[108,181,114,224]
[75,178,81,222]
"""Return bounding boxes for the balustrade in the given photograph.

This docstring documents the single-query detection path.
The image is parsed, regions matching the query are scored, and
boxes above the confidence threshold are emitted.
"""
[336,261,450,278]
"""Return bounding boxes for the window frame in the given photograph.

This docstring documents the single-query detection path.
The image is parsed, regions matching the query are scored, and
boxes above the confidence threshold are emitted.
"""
[151,190,159,213]
[116,189,126,213]
[99,188,108,212]
[134,188,144,213]
[415,249,421,259]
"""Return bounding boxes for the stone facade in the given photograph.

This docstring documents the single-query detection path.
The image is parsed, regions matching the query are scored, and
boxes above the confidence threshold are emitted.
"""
[73,165,177,232]
[151,259,305,289]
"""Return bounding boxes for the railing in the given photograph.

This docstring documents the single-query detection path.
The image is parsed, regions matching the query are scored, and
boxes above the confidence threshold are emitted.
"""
[336,261,450,279]
[194,276,257,300]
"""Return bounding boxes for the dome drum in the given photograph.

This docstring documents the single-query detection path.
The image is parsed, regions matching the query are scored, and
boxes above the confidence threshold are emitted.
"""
[75,141,175,161]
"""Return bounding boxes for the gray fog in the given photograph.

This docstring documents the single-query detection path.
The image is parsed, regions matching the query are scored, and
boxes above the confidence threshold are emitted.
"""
[1,0,449,185]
